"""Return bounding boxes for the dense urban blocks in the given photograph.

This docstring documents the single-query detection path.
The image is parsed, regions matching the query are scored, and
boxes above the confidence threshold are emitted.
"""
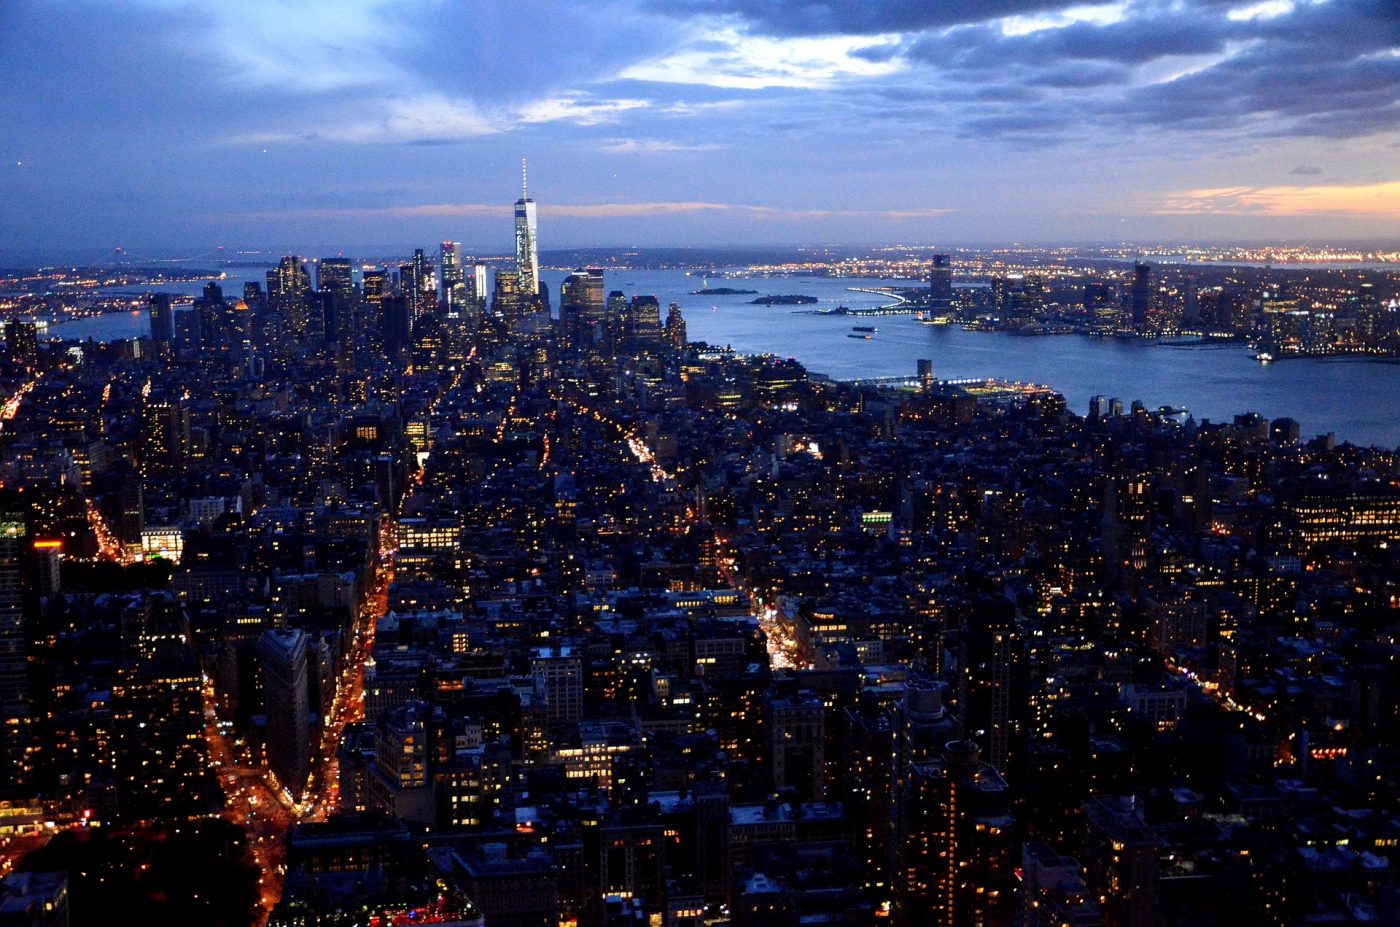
[1,219,1399,927]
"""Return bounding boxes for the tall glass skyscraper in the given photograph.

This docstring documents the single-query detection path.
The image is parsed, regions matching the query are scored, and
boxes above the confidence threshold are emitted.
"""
[0,516,31,787]
[514,159,540,296]
[440,241,465,315]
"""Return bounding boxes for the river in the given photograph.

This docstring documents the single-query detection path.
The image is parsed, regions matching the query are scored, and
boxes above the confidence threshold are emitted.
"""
[46,267,1400,448]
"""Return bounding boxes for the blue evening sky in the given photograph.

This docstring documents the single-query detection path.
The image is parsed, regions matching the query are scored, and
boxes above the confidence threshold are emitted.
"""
[1,0,1397,254]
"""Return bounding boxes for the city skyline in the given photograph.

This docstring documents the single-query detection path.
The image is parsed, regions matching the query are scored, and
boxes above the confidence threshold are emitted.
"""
[2,0,1398,251]
[5,4,1400,925]
[3,10,1400,915]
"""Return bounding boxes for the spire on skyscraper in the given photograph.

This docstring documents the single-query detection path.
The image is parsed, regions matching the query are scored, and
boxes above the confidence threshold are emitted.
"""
[514,160,540,297]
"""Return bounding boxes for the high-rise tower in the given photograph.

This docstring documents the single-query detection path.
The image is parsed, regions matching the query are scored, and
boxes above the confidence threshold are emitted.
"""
[561,267,606,349]
[897,741,1016,927]
[515,159,540,297]
[148,294,174,349]
[269,255,312,340]
[317,257,353,303]
[1131,260,1152,329]
[929,254,953,311]
[440,241,466,315]
[0,516,32,785]
[261,627,311,802]
[402,248,433,320]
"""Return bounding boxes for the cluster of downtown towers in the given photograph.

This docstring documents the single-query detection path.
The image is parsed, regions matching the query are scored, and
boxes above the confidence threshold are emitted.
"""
[149,177,553,371]
[2,177,1400,927]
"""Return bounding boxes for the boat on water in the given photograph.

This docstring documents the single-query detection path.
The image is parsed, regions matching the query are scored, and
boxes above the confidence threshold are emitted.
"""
[917,312,954,325]
[1254,351,1274,364]
[852,325,877,333]
[847,333,873,340]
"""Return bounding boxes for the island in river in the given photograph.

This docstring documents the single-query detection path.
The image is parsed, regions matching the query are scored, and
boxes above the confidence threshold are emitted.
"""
[689,286,759,295]
[751,294,818,305]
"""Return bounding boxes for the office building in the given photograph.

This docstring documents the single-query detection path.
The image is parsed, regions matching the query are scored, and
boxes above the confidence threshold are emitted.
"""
[363,268,388,307]
[0,871,70,927]
[368,700,437,826]
[1130,261,1152,328]
[1021,843,1102,927]
[964,596,1018,772]
[261,628,312,802]
[898,741,1015,927]
[768,691,826,800]
[317,257,354,302]
[514,161,540,296]
[111,594,216,819]
[402,247,434,320]
[561,268,606,348]
[0,516,31,787]
[1284,488,1400,549]
[665,302,687,351]
[929,254,953,310]
[469,262,489,306]
[139,397,190,480]
[440,241,466,315]
[1082,796,1160,927]
[269,255,313,340]
[147,295,174,349]
[493,271,528,327]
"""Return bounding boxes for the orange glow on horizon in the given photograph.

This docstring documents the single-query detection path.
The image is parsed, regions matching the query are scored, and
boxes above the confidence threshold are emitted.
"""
[1157,181,1400,219]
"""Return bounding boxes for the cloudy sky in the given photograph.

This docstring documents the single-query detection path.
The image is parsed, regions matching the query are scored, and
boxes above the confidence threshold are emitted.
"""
[1,0,1397,253]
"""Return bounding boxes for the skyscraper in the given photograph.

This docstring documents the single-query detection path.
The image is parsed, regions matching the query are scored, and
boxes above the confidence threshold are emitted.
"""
[766,691,826,800]
[493,270,527,327]
[112,593,216,819]
[560,268,605,315]
[929,254,954,310]
[627,295,664,349]
[363,269,387,306]
[317,257,354,303]
[440,241,466,315]
[261,628,312,802]
[270,255,312,340]
[0,516,31,785]
[1082,796,1161,927]
[117,470,144,553]
[605,289,628,354]
[193,282,228,356]
[381,295,412,361]
[892,681,958,879]
[402,248,433,320]
[665,302,687,351]
[515,160,540,297]
[368,700,437,826]
[1358,282,1385,342]
[964,596,1018,772]
[898,740,1015,927]
[3,320,38,371]
[1131,261,1152,329]
[148,294,174,349]
[561,268,606,348]
[139,398,190,480]
[363,269,388,349]
[470,262,489,306]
